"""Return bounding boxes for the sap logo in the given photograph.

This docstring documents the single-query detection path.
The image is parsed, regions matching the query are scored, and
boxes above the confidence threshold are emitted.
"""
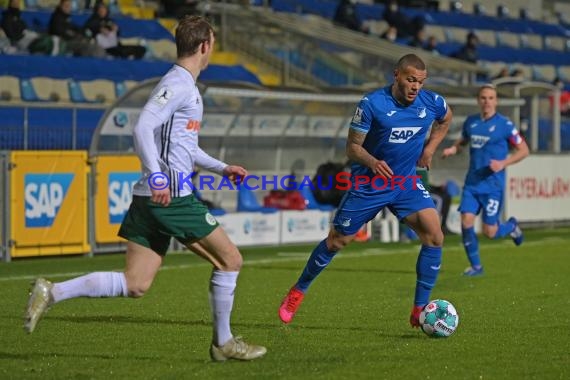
[108,172,140,224]
[470,135,490,148]
[389,127,421,143]
[25,173,74,228]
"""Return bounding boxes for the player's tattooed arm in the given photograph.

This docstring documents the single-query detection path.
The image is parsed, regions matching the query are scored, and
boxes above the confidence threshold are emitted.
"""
[346,128,394,178]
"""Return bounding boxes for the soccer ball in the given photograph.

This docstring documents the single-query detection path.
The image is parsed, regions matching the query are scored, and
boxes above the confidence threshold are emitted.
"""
[419,299,459,338]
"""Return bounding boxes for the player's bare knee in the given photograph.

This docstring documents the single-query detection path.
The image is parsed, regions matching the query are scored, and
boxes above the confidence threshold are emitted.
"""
[127,282,151,298]
[423,230,444,247]
[482,227,496,239]
[327,235,352,251]
[217,249,243,271]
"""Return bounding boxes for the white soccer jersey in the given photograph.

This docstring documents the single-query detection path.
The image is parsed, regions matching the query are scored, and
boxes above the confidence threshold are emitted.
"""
[132,65,226,197]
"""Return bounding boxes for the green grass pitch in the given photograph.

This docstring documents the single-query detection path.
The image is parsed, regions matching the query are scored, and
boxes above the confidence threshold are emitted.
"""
[0,228,568,379]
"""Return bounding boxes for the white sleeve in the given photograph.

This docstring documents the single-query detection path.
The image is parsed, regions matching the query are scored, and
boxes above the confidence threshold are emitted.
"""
[133,109,163,173]
[194,146,227,175]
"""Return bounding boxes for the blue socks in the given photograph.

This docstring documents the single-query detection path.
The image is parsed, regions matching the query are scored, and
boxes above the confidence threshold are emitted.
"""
[295,239,337,292]
[462,226,481,267]
[414,245,442,306]
[494,219,516,239]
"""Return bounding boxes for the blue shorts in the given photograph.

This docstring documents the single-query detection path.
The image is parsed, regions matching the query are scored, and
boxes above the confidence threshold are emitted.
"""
[332,179,436,236]
[458,187,503,225]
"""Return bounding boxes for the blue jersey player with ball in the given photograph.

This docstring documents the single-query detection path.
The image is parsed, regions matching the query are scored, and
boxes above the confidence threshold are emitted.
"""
[279,54,453,328]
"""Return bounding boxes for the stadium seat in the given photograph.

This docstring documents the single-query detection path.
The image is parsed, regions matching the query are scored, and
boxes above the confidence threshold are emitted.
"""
[299,185,335,211]
[532,65,556,82]
[444,27,468,43]
[80,79,116,103]
[0,76,21,101]
[520,34,543,50]
[474,29,496,47]
[558,66,570,81]
[68,80,101,103]
[20,78,47,102]
[496,32,520,49]
[115,82,127,98]
[237,187,278,213]
[424,25,447,44]
[544,36,568,52]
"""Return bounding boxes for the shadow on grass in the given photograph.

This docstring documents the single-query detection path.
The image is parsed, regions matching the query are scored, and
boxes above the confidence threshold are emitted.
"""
[0,350,162,361]
[29,315,423,341]
[253,265,414,275]
[48,315,212,327]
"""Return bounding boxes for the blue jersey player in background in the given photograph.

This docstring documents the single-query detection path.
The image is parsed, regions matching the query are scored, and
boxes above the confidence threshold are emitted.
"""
[278,54,453,328]
[442,84,529,276]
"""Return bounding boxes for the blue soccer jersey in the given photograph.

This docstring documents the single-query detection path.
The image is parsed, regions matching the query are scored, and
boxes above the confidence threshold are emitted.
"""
[349,85,448,194]
[462,112,523,193]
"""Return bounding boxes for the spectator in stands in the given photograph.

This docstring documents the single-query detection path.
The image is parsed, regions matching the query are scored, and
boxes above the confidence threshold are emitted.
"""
[1,0,64,55]
[49,0,106,57]
[84,2,146,59]
[424,35,439,55]
[383,0,424,38]
[451,31,479,63]
[1,0,34,52]
[510,68,526,80]
[160,0,200,20]
[333,0,369,34]
[492,67,510,80]
[551,77,570,117]
[380,25,398,43]
[408,27,426,48]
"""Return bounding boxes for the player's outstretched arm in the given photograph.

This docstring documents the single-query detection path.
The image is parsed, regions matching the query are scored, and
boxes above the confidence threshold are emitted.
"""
[441,137,467,158]
[223,165,248,185]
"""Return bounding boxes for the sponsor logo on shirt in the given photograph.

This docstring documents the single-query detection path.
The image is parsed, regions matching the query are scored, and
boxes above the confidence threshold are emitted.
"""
[388,127,422,143]
[186,120,201,132]
[470,134,490,148]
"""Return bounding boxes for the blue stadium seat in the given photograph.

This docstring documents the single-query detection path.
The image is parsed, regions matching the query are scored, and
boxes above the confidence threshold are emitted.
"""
[299,185,335,211]
[115,82,127,98]
[68,80,100,103]
[20,79,46,102]
[237,187,278,213]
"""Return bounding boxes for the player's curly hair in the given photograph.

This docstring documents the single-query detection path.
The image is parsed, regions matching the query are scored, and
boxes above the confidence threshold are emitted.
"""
[175,15,215,59]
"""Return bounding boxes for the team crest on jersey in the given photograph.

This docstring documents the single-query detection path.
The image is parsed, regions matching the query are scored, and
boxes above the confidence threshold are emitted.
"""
[417,107,427,119]
[470,135,490,148]
[352,107,363,124]
[153,87,172,106]
[389,127,421,143]
[205,213,217,226]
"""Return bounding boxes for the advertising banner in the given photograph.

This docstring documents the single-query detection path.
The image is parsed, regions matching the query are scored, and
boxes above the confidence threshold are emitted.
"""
[94,155,141,244]
[505,155,570,222]
[216,212,280,246]
[280,210,331,244]
[10,151,90,257]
